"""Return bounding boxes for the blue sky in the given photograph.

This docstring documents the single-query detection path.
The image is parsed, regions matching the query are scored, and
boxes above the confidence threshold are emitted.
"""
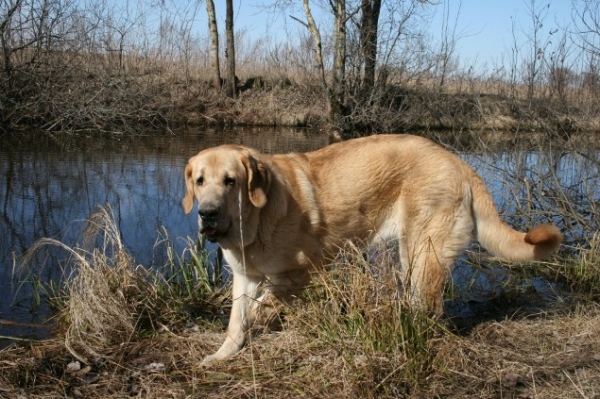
[450,1,573,66]
[211,0,575,70]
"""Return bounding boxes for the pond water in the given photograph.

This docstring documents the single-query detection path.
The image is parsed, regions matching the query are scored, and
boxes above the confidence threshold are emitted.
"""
[0,127,330,343]
[1,128,598,344]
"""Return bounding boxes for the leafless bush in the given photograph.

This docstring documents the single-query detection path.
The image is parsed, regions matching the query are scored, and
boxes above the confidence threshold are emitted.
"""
[0,0,212,132]
[2,0,600,134]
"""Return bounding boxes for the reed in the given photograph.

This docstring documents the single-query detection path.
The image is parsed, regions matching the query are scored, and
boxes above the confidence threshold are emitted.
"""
[540,232,600,300]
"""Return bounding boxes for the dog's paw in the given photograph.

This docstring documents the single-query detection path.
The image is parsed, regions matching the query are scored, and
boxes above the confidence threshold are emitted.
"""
[200,354,220,366]
[200,348,236,365]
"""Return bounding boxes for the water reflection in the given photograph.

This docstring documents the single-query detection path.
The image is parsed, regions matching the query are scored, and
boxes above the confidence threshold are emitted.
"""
[465,149,600,242]
[1,129,598,341]
[0,127,329,340]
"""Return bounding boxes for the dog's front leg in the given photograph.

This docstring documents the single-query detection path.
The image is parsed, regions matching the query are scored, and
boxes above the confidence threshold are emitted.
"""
[201,271,262,364]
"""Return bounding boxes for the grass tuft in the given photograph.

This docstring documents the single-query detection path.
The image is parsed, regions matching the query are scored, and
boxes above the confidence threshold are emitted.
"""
[18,205,227,362]
[541,232,600,300]
[286,244,444,395]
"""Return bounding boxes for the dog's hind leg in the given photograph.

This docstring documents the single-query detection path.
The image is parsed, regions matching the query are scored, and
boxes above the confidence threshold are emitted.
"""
[399,238,448,314]
[399,209,473,315]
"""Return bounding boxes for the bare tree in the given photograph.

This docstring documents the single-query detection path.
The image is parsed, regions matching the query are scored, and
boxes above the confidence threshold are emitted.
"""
[292,0,350,126]
[436,0,462,90]
[571,0,600,57]
[360,0,381,92]
[285,0,437,131]
[293,0,331,114]
[104,1,143,76]
[571,0,600,103]
[330,0,346,122]
[545,31,575,104]
[205,0,221,92]
[204,0,236,97]
[0,0,24,78]
[522,0,551,103]
[225,0,236,97]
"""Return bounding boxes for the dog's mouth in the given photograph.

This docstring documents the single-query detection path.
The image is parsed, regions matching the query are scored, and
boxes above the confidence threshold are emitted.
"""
[200,223,230,242]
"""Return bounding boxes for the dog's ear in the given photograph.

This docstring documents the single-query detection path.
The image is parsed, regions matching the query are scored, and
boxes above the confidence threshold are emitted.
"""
[242,154,271,208]
[182,161,195,214]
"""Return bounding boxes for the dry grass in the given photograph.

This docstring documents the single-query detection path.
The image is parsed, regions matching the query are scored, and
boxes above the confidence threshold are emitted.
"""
[4,207,600,398]
[3,308,600,398]
[429,305,600,398]
[4,43,600,136]
[538,232,600,301]
[18,207,160,362]
[15,206,226,365]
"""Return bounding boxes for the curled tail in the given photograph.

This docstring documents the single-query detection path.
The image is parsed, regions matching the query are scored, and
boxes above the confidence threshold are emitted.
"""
[469,170,562,262]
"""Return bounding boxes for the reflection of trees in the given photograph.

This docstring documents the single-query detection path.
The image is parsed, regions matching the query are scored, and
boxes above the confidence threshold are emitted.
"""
[0,128,331,327]
[465,150,600,245]
[0,128,331,271]
[2,150,189,268]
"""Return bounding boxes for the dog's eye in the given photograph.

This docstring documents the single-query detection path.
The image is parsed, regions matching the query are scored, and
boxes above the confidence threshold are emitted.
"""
[224,177,236,186]
[196,176,204,186]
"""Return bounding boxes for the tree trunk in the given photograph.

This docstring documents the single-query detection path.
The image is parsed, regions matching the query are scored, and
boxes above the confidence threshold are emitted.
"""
[360,0,381,92]
[0,0,24,78]
[205,0,221,93]
[330,0,346,123]
[302,0,331,115]
[225,0,236,98]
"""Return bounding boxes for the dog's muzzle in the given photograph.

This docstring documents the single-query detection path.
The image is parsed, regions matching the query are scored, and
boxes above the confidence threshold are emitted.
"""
[199,206,220,223]
[198,206,228,242]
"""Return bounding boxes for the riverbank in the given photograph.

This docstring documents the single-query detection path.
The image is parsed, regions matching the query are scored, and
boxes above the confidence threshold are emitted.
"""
[184,82,600,136]
[3,70,600,138]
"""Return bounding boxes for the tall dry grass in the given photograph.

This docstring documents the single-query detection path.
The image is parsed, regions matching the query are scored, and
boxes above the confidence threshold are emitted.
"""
[18,205,226,363]
[286,244,443,395]
[540,232,600,301]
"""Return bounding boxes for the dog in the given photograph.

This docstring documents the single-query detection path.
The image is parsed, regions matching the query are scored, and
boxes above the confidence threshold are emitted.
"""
[182,134,562,364]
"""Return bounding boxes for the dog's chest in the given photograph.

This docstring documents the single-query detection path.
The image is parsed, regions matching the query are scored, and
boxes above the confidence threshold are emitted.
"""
[224,245,316,277]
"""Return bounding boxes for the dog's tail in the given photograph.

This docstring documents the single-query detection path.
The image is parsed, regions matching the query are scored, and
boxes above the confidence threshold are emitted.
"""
[470,170,562,262]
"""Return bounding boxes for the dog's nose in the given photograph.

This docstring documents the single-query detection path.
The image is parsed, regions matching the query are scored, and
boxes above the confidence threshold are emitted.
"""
[198,207,220,221]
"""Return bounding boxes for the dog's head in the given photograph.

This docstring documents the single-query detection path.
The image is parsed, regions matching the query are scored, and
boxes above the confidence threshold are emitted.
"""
[182,145,271,245]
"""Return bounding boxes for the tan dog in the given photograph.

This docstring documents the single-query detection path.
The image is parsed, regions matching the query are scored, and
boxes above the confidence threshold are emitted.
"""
[182,134,562,364]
